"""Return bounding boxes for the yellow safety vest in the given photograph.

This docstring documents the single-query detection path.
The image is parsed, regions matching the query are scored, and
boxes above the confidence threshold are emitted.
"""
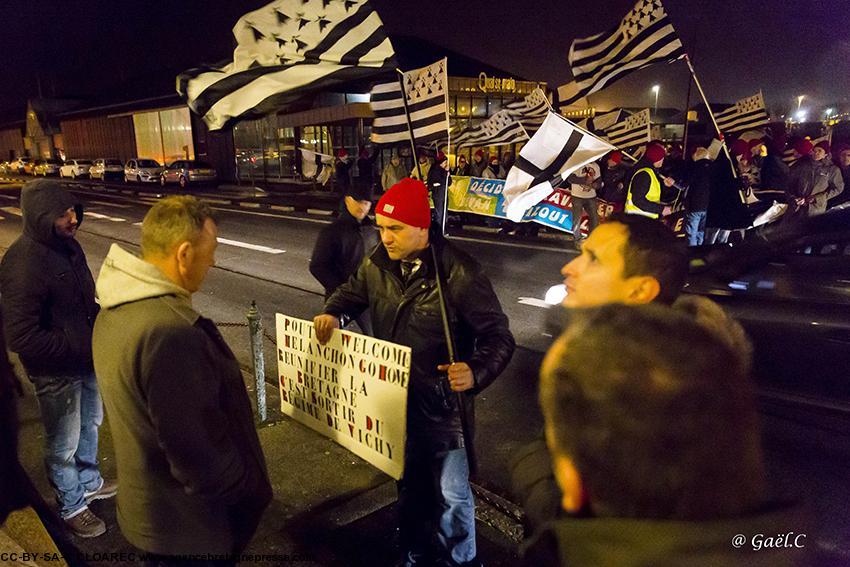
[625,167,662,219]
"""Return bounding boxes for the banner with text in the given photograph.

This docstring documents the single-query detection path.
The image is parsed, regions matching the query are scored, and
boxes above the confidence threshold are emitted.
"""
[448,175,623,234]
[276,314,412,479]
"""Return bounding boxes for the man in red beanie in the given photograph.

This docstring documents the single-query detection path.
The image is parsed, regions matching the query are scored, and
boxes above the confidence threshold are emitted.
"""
[600,151,628,209]
[314,178,515,567]
[335,148,353,195]
[470,149,487,177]
[625,142,675,219]
[785,138,844,222]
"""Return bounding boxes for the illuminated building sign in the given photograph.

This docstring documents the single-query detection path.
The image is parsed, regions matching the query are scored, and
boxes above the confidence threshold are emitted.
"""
[478,72,517,93]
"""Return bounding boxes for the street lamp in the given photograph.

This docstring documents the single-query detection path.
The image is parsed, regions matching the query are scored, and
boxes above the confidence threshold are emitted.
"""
[652,85,660,120]
[796,95,805,110]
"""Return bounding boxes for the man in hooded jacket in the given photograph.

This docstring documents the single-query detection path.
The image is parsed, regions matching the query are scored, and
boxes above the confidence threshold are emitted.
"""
[92,196,272,561]
[0,179,116,538]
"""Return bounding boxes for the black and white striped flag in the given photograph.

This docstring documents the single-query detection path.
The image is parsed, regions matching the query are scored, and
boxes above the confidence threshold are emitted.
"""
[503,112,615,222]
[299,148,333,185]
[558,0,685,107]
[714,92,770,134]
[504,87,550,136]
[369,58,449,145]
[177,0,396,131]
[454,110,529,148]
[604,108,651,148]
[577,109,625,134]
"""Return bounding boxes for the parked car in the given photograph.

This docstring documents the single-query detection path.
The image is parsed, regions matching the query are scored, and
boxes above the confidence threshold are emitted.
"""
[34,158,63,176]
[160,160,217,188]
[124,158,163,183]
[10,157,32,175]
[23,159,39,175]
[59,159,93,179]
[90,158,124,180]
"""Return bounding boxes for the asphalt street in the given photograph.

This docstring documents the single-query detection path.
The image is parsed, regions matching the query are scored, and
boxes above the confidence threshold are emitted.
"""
[1,178,849,565]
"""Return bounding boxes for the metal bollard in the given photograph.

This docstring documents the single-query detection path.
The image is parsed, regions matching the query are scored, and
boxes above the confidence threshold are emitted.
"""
[247,300,267,422]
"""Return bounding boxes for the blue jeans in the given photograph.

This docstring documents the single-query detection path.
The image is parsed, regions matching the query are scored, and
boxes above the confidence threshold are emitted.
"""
[685,211,707,246]
[30,371,104,519]
[398,448,476,566]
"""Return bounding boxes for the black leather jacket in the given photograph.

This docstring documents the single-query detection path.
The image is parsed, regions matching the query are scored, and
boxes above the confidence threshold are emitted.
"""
[309,209,379,298]
[323,237,515,451]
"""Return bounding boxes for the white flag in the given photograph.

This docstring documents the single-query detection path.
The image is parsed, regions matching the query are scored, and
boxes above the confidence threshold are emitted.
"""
[299,148,333,185]
[503,112,615,222]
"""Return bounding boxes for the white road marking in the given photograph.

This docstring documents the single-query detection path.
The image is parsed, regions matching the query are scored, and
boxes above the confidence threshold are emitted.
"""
[88,200,132,209]
[1,207,22,216]
[517,297,551,308]
[217,237,285,254]
[239,202,262,208]
[0,194,18,200]
[84,211,126,222]
[307,208,334,216]
[132,222,143,226]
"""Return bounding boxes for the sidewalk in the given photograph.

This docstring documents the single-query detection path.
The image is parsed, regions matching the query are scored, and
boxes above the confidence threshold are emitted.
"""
[6,322,523,566]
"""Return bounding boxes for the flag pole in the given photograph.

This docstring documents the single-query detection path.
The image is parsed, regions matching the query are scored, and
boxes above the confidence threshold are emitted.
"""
[683,54,739,181]
[394,68,477,476]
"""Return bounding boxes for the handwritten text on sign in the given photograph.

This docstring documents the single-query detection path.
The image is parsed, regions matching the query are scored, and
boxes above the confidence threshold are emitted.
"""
[275,314,412,479]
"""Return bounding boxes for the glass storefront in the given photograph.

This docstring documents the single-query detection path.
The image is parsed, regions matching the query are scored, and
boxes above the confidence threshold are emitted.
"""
[133,107,194,166]
[233,115,297,183]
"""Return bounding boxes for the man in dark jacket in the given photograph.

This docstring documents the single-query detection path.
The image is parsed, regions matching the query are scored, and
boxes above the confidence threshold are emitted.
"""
[427,151,451,230]
[314,178,515,567]
[784,139,844,224]
[524,303,803,567]
[684,146,713,246]
[92,196,272,561]
[0,179,115,538]
[310,184,379,334]
[599,151,628,207]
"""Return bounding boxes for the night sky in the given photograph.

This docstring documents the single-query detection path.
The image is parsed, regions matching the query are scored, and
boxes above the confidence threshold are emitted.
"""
[3,0,848,118]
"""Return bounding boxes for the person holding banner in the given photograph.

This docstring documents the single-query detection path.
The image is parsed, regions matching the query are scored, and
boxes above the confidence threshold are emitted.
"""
[314,178,515,567]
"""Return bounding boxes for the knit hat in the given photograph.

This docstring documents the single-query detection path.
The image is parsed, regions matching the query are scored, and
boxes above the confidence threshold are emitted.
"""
[337,148,348,158]
[815,140,830,153]
[748,138,764,150]
[474,149,484,158]
[436,151,448,164]
[645,143,666,163]
[375,178,431,229]
[608,151,623,164]
[794,138,813,156]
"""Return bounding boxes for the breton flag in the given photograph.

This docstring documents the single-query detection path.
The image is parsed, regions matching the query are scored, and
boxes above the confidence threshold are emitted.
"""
[504,87,550,136]
[177,0,396,130]
[558,0,686,107]
[577,108,626,134]
[714,92,770,133]
[503,112,615,222]
[604,108,651,148]
[299,148,333,185]
[454,110,529,148]
[370,58,449,145]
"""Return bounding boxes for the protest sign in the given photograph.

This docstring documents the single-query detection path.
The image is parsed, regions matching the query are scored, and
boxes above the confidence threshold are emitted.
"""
[276,314,412,479]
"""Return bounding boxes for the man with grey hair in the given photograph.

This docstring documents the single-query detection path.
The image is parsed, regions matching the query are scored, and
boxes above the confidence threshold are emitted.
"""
[93,196,271,564]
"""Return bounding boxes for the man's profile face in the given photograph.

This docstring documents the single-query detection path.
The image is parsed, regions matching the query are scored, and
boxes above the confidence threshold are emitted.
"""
[376,214,427,261]
[184,218,218,293]
[561,222,635,308]
[813,147,827,161]
[840,150,850,168]
[344,195,372,221]
[53,207,78,239]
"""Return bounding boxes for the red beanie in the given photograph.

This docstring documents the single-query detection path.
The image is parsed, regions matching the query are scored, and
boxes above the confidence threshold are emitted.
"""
[748,138,764,149]
[376,178,431,229]
[337,148,348,158]
[474,149,484,158]
[730,139,750,157]
[608,151,623,164]
[794,139,813,156]
[436,151,448,164]
[815,140,830,153]
[645,143,666,163]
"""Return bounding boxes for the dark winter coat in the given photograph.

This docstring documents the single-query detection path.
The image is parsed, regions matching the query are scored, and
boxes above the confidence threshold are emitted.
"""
[785,156,845,219]
[470,157,488,178]
[0,313,29,524]
[685,158,713,212]
[309,209,379,298]
[0,179,99,377]
[453,162,471,176]
[93,245,272,555]
[759,153,790,193]
[600,162,628,203]
[521,505,809,567]
[335,158,353,192]
[706,155,751,230]
[323,237,515,451]
[829,166,850,209]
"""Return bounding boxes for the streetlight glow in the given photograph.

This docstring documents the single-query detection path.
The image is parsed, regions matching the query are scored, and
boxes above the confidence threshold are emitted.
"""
[651,85,660,121]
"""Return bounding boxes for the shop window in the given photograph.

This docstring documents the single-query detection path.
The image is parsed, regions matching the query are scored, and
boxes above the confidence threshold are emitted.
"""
[133,107,194,166]
[487,98,502,115]
[449,96,457,117]
[471,97,487,118]
[456,97,471,118]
